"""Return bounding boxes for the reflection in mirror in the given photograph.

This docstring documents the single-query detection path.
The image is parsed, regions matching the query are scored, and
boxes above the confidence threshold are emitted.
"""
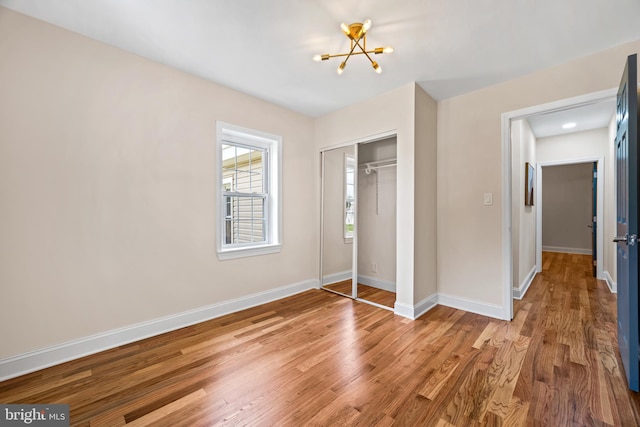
[344,154,355,240]
[356,137,397,309]
[321,146,355,297]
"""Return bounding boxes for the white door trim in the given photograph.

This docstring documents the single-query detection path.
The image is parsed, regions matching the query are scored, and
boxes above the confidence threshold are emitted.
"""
[318,129,397,152]
[501,88,616,321]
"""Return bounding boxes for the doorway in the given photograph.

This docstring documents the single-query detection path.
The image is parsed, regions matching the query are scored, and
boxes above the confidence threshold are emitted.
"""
[502,89,617,318]
[539,162,600,277]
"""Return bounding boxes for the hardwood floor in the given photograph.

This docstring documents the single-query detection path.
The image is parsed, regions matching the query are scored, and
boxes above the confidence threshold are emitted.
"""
[1,252,639,425]
[323,280,396,308]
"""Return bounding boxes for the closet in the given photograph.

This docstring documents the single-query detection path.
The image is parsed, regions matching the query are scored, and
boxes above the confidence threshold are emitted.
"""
[320,137,397,309]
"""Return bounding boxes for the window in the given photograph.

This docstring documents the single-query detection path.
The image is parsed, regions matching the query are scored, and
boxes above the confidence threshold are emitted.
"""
[344,153,355,240]
[217,122,282,260]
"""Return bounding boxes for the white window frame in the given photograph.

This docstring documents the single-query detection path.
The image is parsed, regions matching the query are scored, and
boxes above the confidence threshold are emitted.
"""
[216,121,282,260]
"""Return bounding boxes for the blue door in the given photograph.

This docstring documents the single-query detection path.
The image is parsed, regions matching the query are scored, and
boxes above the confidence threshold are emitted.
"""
[615,54,639,392]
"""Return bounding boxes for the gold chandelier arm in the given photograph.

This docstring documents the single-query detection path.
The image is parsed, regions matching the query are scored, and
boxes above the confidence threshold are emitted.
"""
[353,37,382,73]
[339,34,363,71]
[323,50,380,59]
[353,37,375,64]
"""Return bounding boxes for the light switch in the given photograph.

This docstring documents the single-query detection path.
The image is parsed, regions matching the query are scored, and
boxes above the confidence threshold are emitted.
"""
[484,193,493,206]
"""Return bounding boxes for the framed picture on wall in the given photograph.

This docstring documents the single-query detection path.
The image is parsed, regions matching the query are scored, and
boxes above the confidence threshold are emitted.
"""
[525,162,535,206]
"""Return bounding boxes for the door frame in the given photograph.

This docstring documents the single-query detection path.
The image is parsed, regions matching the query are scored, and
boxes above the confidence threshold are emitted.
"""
[535,158,604,277]
[501,88,616,320]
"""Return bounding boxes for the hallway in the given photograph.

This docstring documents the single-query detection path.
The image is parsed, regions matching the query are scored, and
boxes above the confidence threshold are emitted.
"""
[510,251,640,424]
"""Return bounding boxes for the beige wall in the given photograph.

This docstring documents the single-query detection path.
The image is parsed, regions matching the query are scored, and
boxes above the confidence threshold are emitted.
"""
[537,128,610,162]
[511,119,537,288]
[357,167,396,284]
[0,8,317,358]
[542,164,594,252]
[437,39,640,309]
[414,86,438,304]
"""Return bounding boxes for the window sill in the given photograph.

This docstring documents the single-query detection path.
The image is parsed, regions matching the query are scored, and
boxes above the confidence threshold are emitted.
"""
[217,244,282,261]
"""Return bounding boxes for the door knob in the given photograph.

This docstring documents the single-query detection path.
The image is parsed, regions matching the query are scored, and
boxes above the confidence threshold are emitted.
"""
[614,234,638,246]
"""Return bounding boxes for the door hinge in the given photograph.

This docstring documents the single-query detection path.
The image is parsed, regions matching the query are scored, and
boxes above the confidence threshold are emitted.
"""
[593,260,597,267]
[594,171,598,178]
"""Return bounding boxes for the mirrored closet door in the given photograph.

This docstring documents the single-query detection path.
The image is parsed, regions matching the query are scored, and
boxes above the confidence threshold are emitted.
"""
[321,146,356,297]
[320,137,397,310]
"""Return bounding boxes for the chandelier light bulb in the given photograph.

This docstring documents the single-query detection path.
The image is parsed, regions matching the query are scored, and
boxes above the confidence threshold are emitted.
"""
[372,61,381,73]
[313,54,322,62]
[337,62,346,75]
[362,19,372,33]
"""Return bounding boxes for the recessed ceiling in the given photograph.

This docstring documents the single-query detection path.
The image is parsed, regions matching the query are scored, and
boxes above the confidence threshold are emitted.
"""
[527,99,616,138]
[1,0,639,117]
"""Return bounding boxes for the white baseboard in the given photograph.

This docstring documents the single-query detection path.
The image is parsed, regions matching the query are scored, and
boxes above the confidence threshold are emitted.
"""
[393,301,414,319]
[394,292,501,321]
[0,279,319,382]
[357,275,396,292]
[414,294,439,319]
[322,270,352,285]
[513,266,537,300]
[604,270,617,294]
[542,246,592,255]
[393,294,438,320]
[437,293,504,320]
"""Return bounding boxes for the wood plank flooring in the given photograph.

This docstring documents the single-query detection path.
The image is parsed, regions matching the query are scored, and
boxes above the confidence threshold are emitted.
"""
[1,252,639,425]
[323,280,396,308]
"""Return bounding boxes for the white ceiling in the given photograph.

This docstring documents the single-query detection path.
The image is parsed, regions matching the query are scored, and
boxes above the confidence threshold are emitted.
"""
[527,98,616,138]
[1,0,639,117]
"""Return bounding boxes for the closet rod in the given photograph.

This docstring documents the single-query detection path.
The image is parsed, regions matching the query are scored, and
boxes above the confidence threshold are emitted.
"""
[359,158,397,172]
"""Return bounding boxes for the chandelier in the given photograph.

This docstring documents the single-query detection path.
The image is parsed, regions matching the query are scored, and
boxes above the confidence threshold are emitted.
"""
[313,20,393,74]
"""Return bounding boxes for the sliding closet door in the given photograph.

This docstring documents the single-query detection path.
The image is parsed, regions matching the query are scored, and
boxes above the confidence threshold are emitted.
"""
[320,146,356,297]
